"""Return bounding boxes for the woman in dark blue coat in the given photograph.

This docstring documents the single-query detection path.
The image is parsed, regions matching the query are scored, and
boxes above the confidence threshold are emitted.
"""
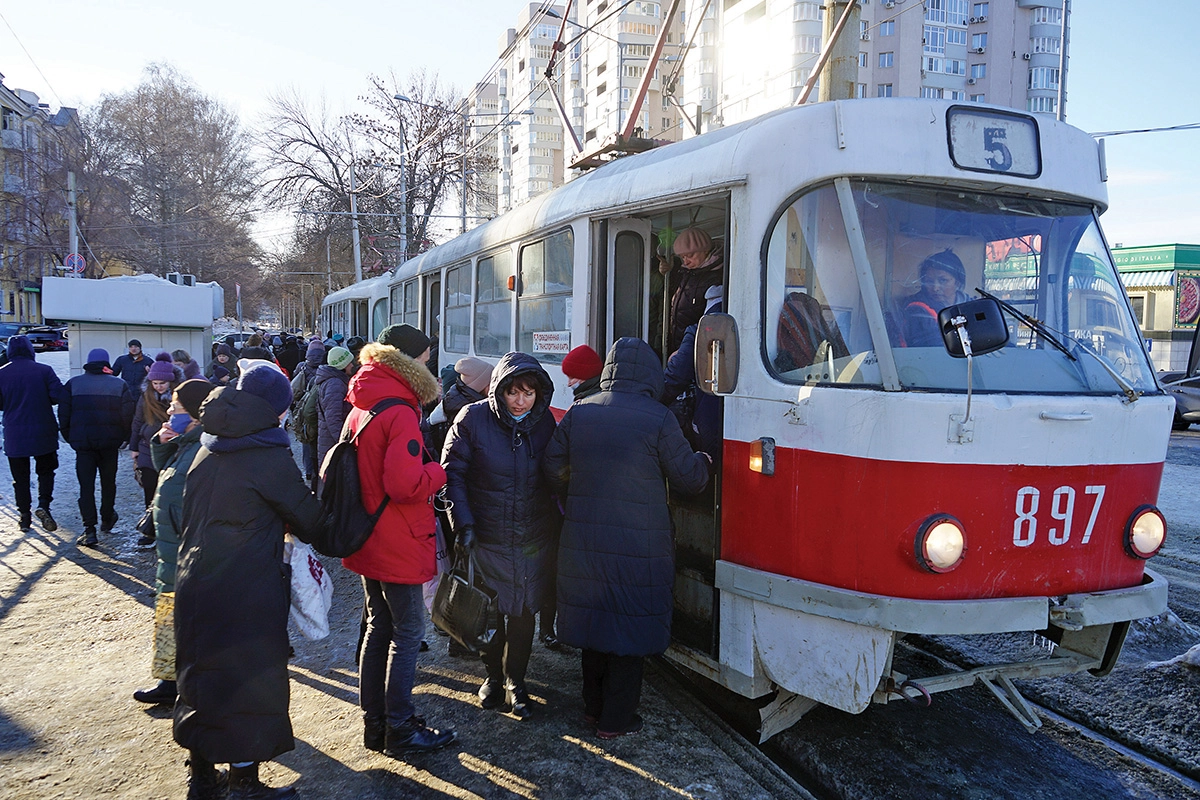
[442,352,559,719]
[544,337,710,739]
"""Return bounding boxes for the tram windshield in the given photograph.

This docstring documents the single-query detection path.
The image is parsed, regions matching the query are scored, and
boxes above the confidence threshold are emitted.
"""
[763,180,1157,395]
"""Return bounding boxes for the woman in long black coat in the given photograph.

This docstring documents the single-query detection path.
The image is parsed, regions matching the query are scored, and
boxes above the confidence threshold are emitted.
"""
[543,337,710,739]
[174,362,327,799]
[442,351,559,719]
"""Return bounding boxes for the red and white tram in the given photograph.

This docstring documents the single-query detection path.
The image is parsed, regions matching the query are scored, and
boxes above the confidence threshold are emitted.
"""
[323,98,1170,739]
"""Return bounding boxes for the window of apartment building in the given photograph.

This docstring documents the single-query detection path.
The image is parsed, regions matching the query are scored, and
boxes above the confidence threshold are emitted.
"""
[596,82,607,96]
[533,23,557,39]
[921,87,945,99]
[532,147,553,158]
[662,116,673,130]
[945,59,965,76]
[947,28,966,46]
[879,51,894,68]
[518,229,574,363]
[475,250,514,356]
[798,35,821,53]
[971,2,988,19]
[1027,96,1057,114]
[860,20,869,36]
[925,0,947,24]
[924,25,946,54]
[621,88,632,104]
[794,1,821,21]
[621,22,658,35]
[1032,8,1062,25]
[530,44,553,61]
[597,62,607,76]
[536,131,563,142]
[877,84,894,97]
[859,52,868,68]
[949,90,966,100]
[879,20,895,36]
[1031,36,1060,54]
[1029,67,1060,90]
[627,44,653,57]
[972,32,988,50]
[947,0,968,26]
[629,1,660,15]
[969,93,985,102]
[856,83,867,98]
[925,57,944,73]
[970,63,987,80]
[535,115,557,126]
[698,59,715,73]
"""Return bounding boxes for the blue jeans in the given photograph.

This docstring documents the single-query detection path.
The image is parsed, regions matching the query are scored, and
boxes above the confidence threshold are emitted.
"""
[359,579,424,726]
[302,441,317,480]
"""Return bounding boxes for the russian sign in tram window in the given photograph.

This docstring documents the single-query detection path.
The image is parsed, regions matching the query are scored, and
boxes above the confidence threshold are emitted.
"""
[518,229,574,363]
[475,250,513,356]
[443,262,472,354]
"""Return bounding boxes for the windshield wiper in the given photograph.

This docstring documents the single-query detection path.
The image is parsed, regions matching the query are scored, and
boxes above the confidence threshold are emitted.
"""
[975,288,1075,361]
[975,287,1141,403]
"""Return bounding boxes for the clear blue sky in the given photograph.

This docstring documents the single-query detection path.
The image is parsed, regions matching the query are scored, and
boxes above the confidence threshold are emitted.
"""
[2,0,1197,247]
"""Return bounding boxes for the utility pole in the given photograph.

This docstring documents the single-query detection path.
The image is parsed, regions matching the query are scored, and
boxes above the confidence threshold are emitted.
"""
[67,171,79,278]
[1056,0,1070,122]
[819,1,861,103]
[349,162,363,283]
[460,115,468,235]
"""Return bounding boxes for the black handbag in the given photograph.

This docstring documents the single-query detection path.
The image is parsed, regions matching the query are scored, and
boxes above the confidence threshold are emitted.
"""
[431,551,497,655]
[136,506,154,538]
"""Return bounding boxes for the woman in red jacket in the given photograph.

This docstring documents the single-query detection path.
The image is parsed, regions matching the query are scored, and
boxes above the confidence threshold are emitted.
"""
[341,326,457,759]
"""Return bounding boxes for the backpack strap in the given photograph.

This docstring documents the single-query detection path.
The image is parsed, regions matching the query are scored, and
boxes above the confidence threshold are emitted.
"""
[341,397,418,445]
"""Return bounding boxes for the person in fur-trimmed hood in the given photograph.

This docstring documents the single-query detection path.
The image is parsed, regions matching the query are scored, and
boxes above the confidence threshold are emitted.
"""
[340,334,458,758]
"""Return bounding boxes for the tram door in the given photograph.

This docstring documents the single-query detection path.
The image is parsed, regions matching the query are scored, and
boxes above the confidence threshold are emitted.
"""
[423,273,441,368]
[353,300,369,339]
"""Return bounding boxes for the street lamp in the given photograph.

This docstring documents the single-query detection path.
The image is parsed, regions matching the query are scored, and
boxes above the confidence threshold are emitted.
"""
[395,94,532,234]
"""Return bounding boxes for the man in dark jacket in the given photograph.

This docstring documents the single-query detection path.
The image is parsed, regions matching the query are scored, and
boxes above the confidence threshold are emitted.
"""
[112,338,150,395]
[544,337,710,739]
[175,361,328,799]
[59,348,135,547]
[0,335,63,532]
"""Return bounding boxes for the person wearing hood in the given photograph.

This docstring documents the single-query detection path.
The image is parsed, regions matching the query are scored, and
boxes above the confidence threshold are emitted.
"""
[662,285,724,457]
[290,339,326,481]
[662,228,724,354]
[442,351,560,720]
[131,378,215,709]
[205,343,238,385]
[312,346,356,469]
[0,335,64,533]
[174,360,329,800]
[129,353,181,547]
[59,348,136,547]
[544,337,710,739]
[277,336,301,377]
[561,345,603,403]
[340,329,457,758]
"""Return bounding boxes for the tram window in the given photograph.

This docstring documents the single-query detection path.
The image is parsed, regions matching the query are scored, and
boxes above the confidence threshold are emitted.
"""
[444,262,472,354]
[371,298,388,341]
[613,232,644,341]
[402,280,419,328]
[476,250,513,356]
[518,229,574,363]
[388,285,404,326]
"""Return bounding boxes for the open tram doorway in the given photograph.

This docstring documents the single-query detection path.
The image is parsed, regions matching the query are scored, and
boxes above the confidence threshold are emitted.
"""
[595,198,729,660]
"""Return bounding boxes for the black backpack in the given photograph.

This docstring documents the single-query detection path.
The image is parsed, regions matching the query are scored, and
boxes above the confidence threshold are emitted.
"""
[311,397,413,558]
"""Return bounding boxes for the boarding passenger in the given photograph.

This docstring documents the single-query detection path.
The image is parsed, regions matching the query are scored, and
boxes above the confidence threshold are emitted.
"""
[544,337,710,739]
[312,346,355,470]
[662,285,723,457]
[561,344,603,403]
[442,352,560,719]
[59,348,135,547]
[901,249,970,347]
[661,227,724,354]
[174,360,328,799]
[290,340,326,482]
[340,336,457,757]
[0,335,63,533]
[131,378,214,709]
[129,353,180,547]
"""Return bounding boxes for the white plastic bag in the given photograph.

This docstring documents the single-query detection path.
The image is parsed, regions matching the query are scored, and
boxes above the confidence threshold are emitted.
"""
[286,534,334,640]
[422,518,452,613]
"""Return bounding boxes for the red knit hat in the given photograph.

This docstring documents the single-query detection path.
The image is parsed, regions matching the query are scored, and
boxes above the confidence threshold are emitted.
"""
[561,345,603,381]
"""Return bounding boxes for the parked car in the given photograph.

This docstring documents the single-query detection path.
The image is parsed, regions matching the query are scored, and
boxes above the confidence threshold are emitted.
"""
[18,325,69,352]
[1158,369,1200,430]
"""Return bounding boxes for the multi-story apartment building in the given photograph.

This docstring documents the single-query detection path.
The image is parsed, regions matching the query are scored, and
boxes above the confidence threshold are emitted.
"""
[1,74,79,325]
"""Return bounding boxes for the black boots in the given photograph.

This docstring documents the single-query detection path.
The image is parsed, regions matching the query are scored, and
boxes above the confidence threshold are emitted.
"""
[100,511,118,533]
[506,682,532,719]
[383,716,457,757]
[77,527,98,547]
[185,755,226,800]
[228,762,296,799]
[18,512,31,532]
[35,507,57,532]
[363,716,386,752]
[478,677,505,709]
[133,679,176,705]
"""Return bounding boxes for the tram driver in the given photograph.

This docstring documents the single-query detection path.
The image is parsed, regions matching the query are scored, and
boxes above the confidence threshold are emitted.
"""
[900,249,971,347]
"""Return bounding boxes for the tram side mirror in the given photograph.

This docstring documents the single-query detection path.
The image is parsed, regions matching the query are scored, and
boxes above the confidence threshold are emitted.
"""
[695,312,739,395]
[937,298,1009,357]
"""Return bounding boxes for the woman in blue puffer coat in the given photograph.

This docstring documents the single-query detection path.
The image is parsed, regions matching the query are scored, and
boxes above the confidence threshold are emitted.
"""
[442,351,560,719]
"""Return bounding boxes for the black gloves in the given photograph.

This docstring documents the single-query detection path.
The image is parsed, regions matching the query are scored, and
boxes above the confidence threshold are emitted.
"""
[455,526,475,558]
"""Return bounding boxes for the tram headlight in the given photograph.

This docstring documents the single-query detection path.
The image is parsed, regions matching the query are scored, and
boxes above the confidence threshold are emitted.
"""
[1125,505,1165,559]
[915,515,966,573]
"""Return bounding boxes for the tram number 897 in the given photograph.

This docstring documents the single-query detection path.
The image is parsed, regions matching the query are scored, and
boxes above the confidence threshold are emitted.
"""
[1012,485,1106,547]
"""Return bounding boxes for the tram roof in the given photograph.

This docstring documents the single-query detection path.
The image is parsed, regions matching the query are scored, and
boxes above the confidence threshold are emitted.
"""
[322,273,389,303]
[391,99,1106,281]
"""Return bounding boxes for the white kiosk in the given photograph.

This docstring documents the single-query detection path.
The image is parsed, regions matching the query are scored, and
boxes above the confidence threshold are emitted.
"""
[42,275,224,376]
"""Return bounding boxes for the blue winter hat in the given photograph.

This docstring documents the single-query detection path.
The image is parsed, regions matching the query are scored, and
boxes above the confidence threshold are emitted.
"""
[86,348,110,365]
[236,360,292,415]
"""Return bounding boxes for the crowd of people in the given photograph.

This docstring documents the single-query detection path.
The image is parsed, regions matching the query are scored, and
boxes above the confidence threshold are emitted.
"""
[0,226,741,799]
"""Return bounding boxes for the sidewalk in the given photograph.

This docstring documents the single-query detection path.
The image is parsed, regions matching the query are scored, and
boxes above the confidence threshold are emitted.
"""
[0,437,810,799]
